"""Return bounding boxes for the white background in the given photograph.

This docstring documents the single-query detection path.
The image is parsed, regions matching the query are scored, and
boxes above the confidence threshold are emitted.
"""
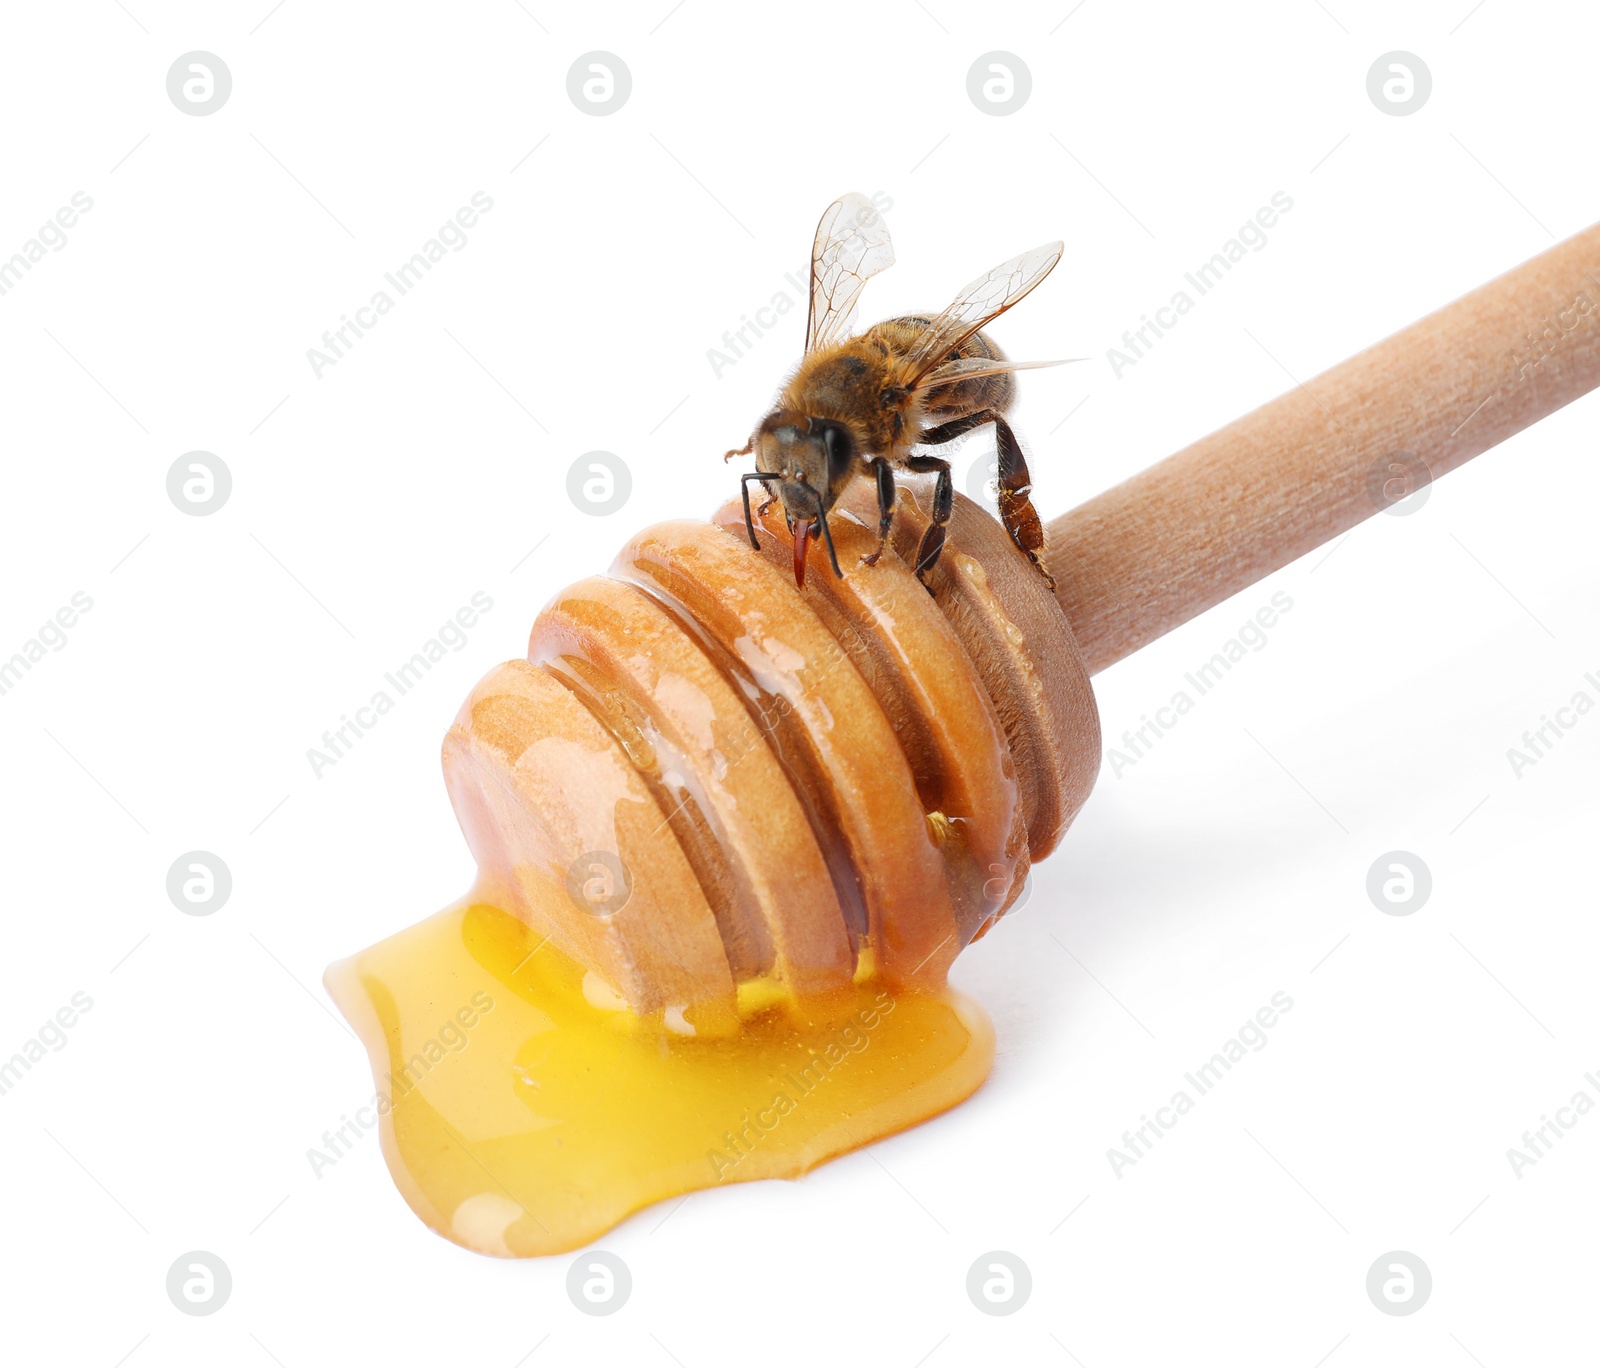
[2,1,1596,1364]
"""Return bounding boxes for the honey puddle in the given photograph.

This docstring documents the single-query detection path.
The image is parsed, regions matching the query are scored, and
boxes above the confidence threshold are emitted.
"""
[325,899,994,1258]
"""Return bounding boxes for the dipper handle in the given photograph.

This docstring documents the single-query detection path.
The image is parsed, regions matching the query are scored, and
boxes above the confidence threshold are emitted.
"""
[1046,222,1600,673]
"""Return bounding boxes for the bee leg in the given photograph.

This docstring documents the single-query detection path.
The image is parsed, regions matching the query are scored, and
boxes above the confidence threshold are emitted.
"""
[861,458,896,566]
[992,415,1055,590]
[724,438,754,463]
[816,511,844,579]
[918,411,992,448]
[922,411,1055,590]
[904,454,953,581]
[741,472,778,551]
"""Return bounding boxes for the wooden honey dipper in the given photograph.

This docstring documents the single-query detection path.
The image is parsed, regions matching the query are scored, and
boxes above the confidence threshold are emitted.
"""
[443,222,1600,1025]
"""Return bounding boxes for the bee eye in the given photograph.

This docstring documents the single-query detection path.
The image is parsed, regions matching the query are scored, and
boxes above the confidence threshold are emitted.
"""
[819,423,853,481]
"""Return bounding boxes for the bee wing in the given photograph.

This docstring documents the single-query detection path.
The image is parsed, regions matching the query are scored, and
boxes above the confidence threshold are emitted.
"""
[912,355,1086,392]
[805,192,896,353]
[900,242,1065,385]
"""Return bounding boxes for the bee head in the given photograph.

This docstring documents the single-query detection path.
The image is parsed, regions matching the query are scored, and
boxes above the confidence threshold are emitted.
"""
[753,411,856,527]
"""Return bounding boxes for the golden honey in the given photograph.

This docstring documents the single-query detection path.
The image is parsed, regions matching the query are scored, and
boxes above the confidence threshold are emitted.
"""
[325,899,993,1258]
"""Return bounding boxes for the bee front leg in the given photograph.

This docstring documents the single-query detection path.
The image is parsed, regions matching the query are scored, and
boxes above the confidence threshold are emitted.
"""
[740,471,778,551]
[904,454,953,581]
[724,438,754,463]
[816,511,844,579]
[992,415,1055,589]
[861,458,896,566]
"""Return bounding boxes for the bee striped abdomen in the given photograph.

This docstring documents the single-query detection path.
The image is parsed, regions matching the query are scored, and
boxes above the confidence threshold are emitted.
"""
[867,317,1016,425]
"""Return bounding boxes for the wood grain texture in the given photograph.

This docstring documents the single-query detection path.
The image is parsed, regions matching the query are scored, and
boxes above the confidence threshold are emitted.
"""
[442,658,737,1017]
[712,496,1028,945]
[1046,221,1600,672]
[838,483,1100,865]
[528,575,855,995]
[613,520,964,989]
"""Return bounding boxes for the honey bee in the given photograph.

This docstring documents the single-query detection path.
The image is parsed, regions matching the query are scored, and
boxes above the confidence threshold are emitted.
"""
[726,192,1070,590]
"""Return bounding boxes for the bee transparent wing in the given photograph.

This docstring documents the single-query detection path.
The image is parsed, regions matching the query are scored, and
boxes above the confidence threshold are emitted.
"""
[912,355,1085,392]
[805,192,896,353]
[900,242,1065,384]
